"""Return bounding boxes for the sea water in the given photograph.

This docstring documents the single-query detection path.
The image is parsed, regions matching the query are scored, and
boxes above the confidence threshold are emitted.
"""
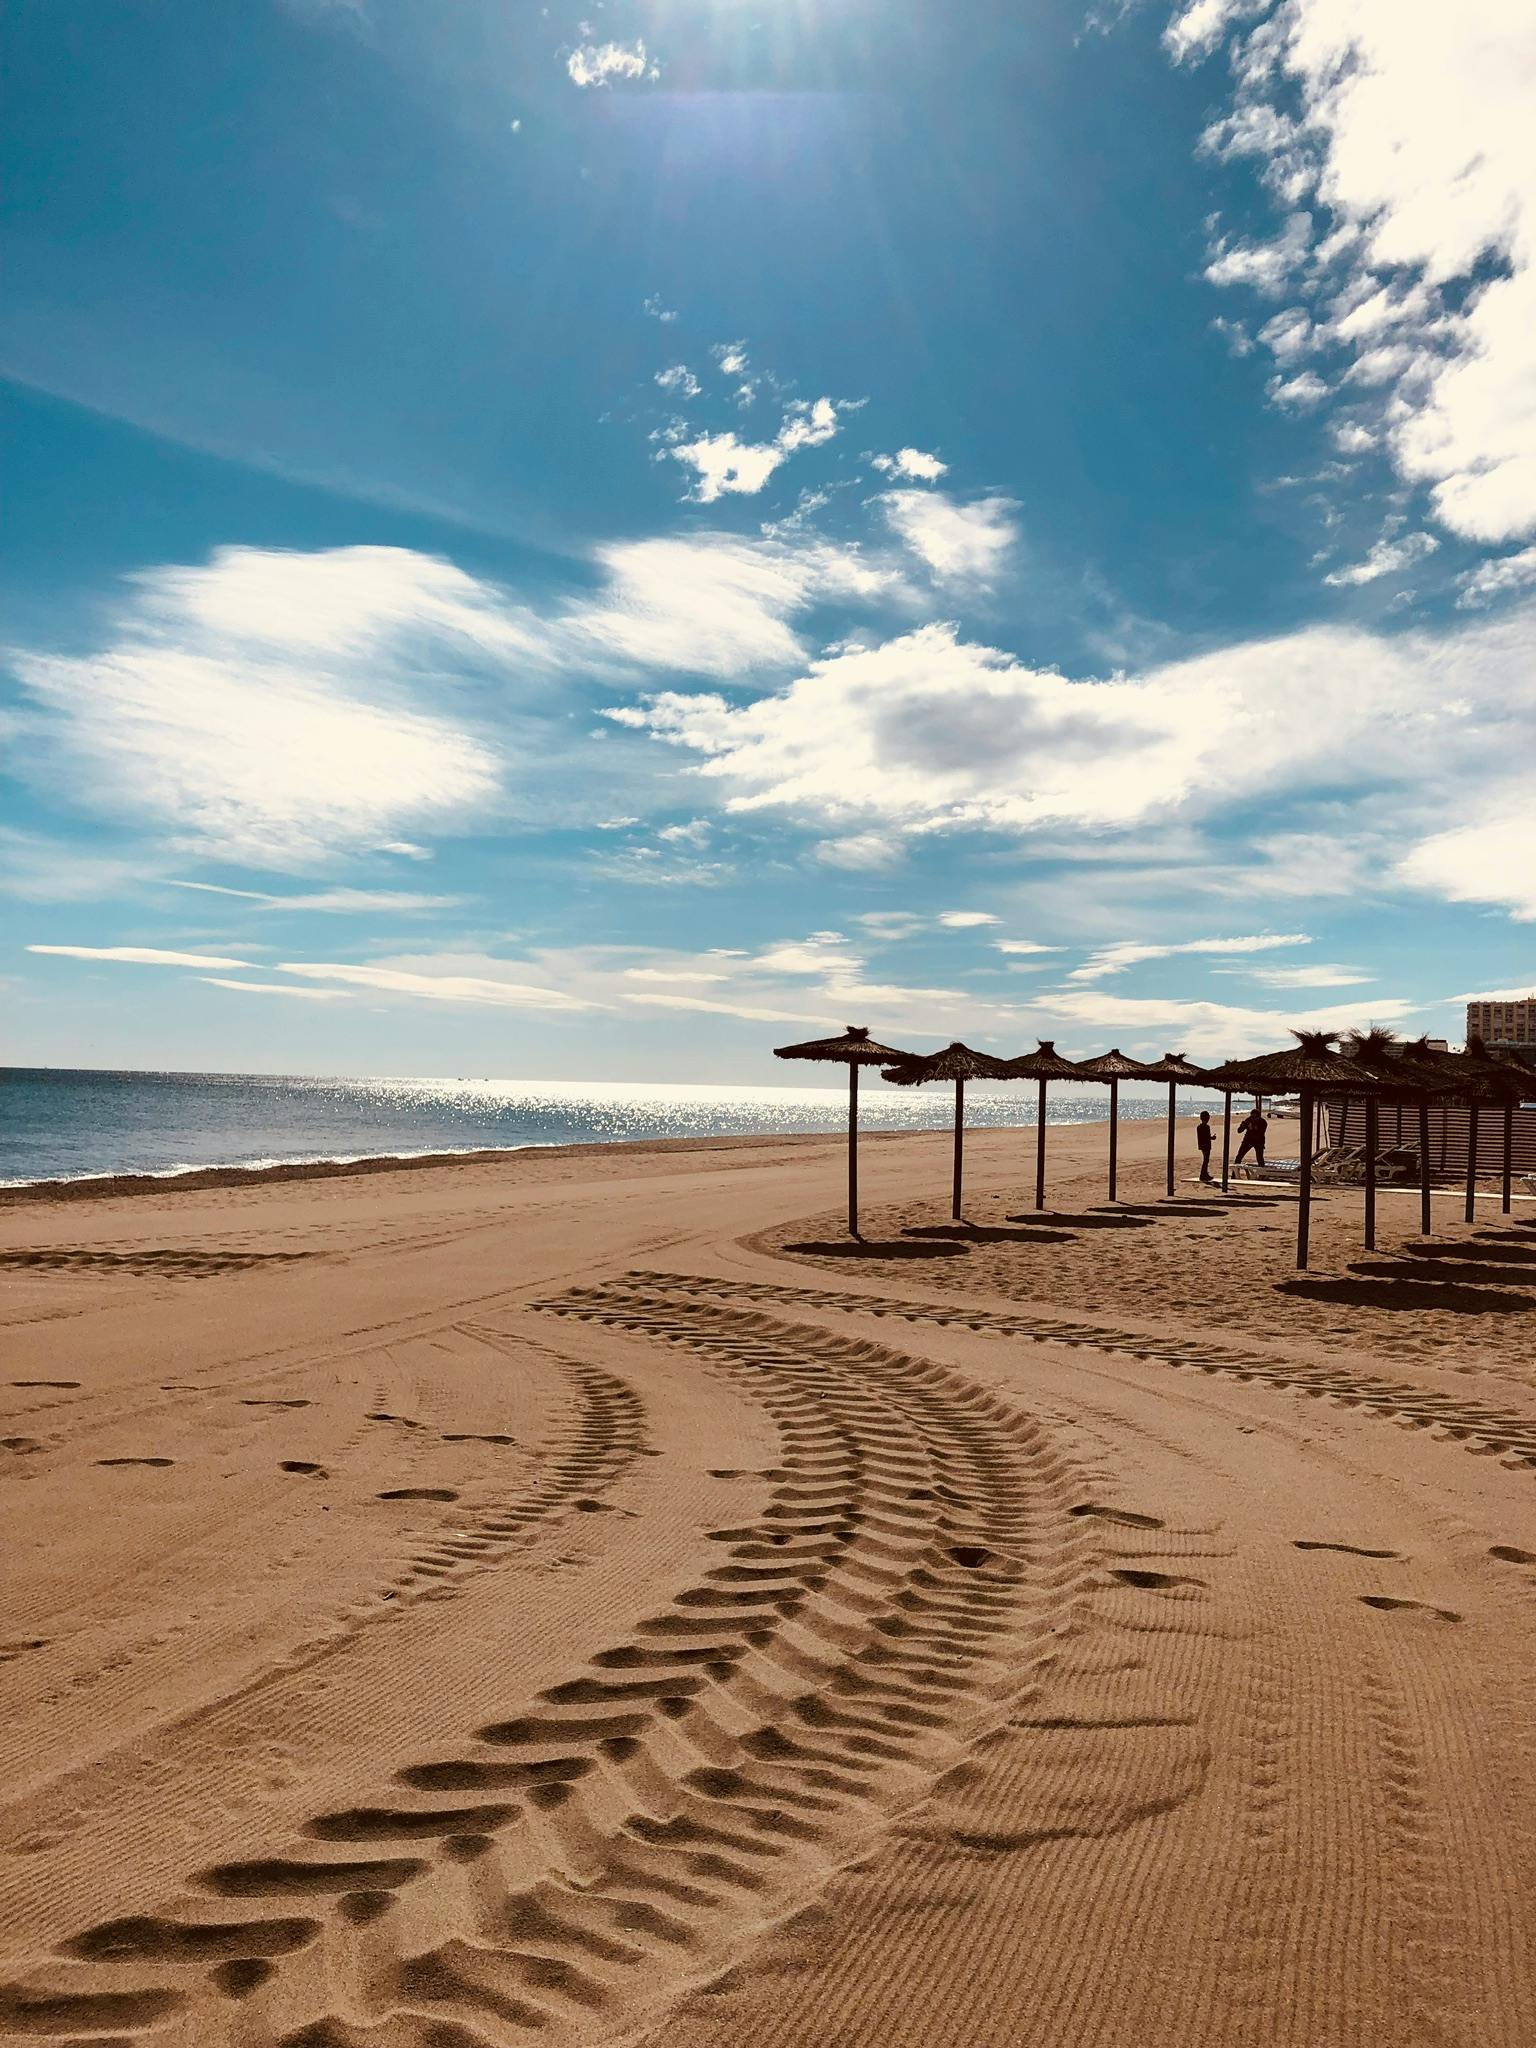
[0,1068,1187,1188]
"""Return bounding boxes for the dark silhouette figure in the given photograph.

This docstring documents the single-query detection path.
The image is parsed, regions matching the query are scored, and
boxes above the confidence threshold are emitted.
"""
[1195,1110,1214,1183]
[1234,1107,1268,1169]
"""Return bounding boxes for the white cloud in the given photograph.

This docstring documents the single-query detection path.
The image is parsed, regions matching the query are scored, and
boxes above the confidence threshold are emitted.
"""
[712,342,750,377]
[1455,982,1536,1003]
[938,911,1000,928]
[28,943,251,968]
[624,991,840,1026]
[1330,421,1378,455]
[202,977,350,1000]
[855,911,925,937]
[167,881,459,914]
[871,448,948,482]
[621,967,730,984]
[1204,212,1312,297]
[608,606,1536,858]
[996,939,1059,955]
[750,938,861,977]
[655,365,701,398]
[567,38,652,87]
[1044,988,1416,1060]
[1165,0,1269,65]
[880,492,1018,582]
[0,829,153,904]
[1456,545,1536,608]
[669,398,853,504]
[1397,800,1536,921]
[277,960,593,1007]
[570,533,895,677]
[670,432,788,503]
[11,547,501,870]
[815,833,902,870]
[130,544,537,661]
[643,294,679,323]
[1323,530,1438,587]
[656,818,711,846]
[1186,2,1536,544]
[1241,962,1372,988]
[1068,933,1311,982]
[378,840,432,859]
[1268,370,1329,410]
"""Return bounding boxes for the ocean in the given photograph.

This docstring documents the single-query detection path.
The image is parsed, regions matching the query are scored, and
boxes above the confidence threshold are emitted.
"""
[0,1067,1186,1189]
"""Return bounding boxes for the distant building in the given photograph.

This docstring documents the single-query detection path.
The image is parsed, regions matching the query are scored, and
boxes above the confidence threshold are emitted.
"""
[1466,996,1536,1050]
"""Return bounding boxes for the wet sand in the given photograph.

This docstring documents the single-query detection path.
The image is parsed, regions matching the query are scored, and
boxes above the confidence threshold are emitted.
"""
[2,1116,1534,2046]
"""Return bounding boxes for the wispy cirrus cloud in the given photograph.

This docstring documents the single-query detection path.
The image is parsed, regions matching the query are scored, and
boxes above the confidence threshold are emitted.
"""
[28,943,251,968]
[1067,932,1311,983]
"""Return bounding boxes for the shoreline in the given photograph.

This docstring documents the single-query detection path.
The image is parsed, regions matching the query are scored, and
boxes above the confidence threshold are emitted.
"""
[0,1119,1072,1207]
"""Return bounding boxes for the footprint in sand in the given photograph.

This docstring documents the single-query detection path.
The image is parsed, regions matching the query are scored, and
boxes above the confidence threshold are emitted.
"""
[96,1456,174,1468]
[1359,1594,1461,1623]
[1109,1566,1203,1591]
[1490,1544,1536,1566]
[2,1437,44,1455]
[280,1461,326,1476]
[1070,1502,1164,1529]
[377,1487,458,1502]
[1295,1539,1402,1559]
[11,1379,80,1390]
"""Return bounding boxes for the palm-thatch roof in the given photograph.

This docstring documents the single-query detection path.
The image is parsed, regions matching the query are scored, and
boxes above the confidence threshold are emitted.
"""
[1137,1050,1212,1083]
[881,1041,1010,1086]
[1204,1029,1383,1092]
[997,1039,1087,1081]
[774,1025,916,1066]
[1072,1047,1161,1082]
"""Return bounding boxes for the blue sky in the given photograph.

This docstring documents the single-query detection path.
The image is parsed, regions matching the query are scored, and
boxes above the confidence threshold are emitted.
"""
[4,0,1534,1083]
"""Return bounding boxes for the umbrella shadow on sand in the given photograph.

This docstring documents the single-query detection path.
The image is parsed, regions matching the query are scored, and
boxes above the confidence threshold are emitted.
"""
[1279,1274,1535,1315]
[1349,1258,1536,1292]
[904,1222,1078,1245]
[1006,1210,1155,1230]
[1413,1240,1536,1267]
[783,1239,970,1260]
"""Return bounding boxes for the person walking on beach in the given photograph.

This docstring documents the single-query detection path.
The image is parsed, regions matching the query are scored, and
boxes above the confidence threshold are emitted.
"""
[1234,1104,1268,1169]
[1195,1110,1214,1183]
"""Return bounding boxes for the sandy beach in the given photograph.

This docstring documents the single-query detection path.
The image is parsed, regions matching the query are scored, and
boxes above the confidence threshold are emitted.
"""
[3,1115,1535,2047]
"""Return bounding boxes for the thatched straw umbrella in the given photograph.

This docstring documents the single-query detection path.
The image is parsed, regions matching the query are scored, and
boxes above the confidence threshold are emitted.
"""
[996,1040,1088,1211]
[1444,1037,1531,1224]
[1205,1032,1382,1270]
[1339,1027,1413,1252]
[1137,1051,1213,1198]
[881,1042,1010,1221]
[773,1025,915,1237]
[1484,1044,1536,1213]
[1070,1049,1161,1202]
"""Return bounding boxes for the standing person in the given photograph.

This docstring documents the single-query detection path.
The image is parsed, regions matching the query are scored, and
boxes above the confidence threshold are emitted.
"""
[1195,1110,1215,1183]
[1234,1103,1268,1169]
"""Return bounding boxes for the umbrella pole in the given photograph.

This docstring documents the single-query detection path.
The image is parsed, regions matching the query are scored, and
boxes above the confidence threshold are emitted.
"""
[1503,1101,1514,1216]
[1297,1086,1314,1270]
[1418,1096,1432,1235]
[847,1063,859,1238]
[1220,1093,1232,1192]
[1364,1096,1377,1252]
[952,1077,965,1222]
[1166,1081,1176,1198]
[1035,1077,1047,1210]
[1465,1101,1479,1223]
[1108,1078,1119,1201]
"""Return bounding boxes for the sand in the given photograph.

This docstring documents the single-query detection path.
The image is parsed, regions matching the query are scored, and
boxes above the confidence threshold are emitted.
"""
[2,1115,1534,2046]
